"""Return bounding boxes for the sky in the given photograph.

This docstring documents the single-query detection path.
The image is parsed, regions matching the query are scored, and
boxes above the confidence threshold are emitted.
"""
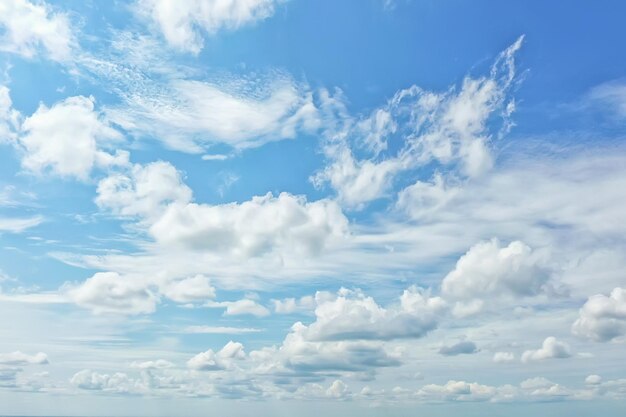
[0,0,625,416]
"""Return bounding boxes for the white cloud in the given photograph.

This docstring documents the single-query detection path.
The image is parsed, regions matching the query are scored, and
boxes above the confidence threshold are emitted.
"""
[0,0,74,61]
[300,287,446,341]
[255,325,401,375]
[67,272,158,315]
[149,192,348,258]
[396,173,460,221]
[136,0,284,54]
[585,375,602,385]
[201,153,229,161]
[521,337,572,363]
[70,369,146,394]
[493,352,515,363]
[18,96,126,180]
[220,299,270,317]
[187,341,246,371]
[312,36,523,208]
[0,85,20,141]
[293,379,352,400]
[161,275,215,303]
[130,359,174,370]
[272,295,316,314]
[326,379,350,399]
[441,239,553,315]
[95,159,348,261]
[106,74,319,152]
[572,287,626,342]
[0,351,48,365]
[417,380,498,402]
[0,215,43,233]
[95,161,192,219]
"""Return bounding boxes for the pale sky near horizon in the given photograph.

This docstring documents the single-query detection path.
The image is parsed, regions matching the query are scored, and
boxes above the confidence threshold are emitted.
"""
[0,0,626,416]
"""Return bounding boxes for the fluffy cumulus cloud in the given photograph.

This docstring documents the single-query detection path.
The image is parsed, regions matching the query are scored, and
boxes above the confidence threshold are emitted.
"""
[205,298,271,317]
[299,287,446,341]
[66,271,221,314]
[95,161,192,219]
[160,275,215,303]
[0,0,74,61]
[257,325,401,375]
[521,337,572,363]
[95,160,348,260]
[235,287,446,381]
[312,36,523,208]
[67,272,158,315]
[222,299,270,317]
[441,239,553,315]
[572,287,626,342]
[294,379,351,400]
[17,96,127,180]
[137,0,284,53]
[187,341,246,371]
[272,295,316,314]
[70,369,146,394]
[416,380,499,402]
[150,192,348,258]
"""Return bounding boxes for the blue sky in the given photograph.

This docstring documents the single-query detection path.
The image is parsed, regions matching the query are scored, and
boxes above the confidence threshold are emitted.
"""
[0,0,626,415]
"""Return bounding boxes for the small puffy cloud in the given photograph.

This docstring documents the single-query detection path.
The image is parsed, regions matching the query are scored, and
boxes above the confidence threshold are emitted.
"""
[585,375,602,385]
[572,287,626,342]
[96,161,192,219]
[70,369,145,394]
[438,341,478,356]
[187,341,245,371]
[326,379,350,399]
[160,275,215,303]
[0,351,48,365]
[519,377,571,399]
[0,0,74,61]
[417,380,498,402]
[441,239,552,315]
[294,379,351,400]
[301,287,446,341]
[396,174,460,221]
[521,337,572,363]
[17,96,126,180]
[68,272,157,315]
[493,352,515,363]
[137,0,284,54]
